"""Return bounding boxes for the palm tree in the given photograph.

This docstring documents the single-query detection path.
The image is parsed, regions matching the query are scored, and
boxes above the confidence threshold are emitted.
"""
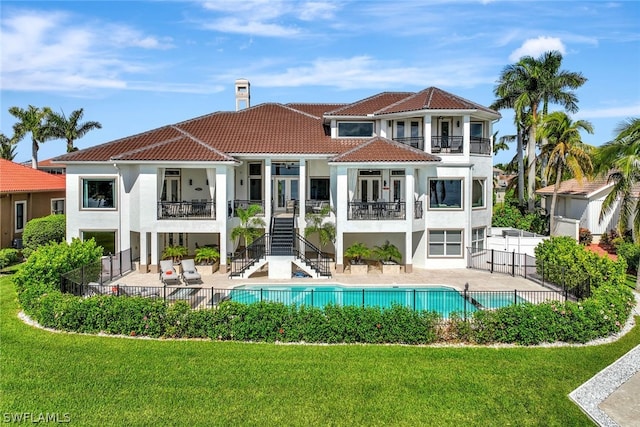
[492,131,510,155]
[593,117,640,243]
[47,108,102,152]
[304,204,336,252]
[230,204,266,250]
[538,111,594,233]
[493,51,587,211]
[0,132,17,160]
[9,105,53,168]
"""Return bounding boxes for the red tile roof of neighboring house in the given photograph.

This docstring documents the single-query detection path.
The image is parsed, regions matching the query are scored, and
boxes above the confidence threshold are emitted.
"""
[0,159,66,193]
[536,176,612,197]
[331,137,441,163]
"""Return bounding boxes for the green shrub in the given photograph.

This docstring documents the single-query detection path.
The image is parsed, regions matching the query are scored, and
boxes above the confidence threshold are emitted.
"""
[534,236,627,290]
[14,238,103,313]
[0,248,20,269]
[492,192,547,235]
[615,241,640,274]
[21,214,66,258]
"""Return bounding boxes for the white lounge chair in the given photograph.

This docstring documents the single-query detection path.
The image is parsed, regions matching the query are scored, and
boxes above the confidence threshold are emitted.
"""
[159,259,180,285]
[180,259,202,284]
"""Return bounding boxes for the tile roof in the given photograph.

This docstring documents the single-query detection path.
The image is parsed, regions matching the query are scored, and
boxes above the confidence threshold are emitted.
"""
[53,86,499,163]
[330,137,441,163]
[0,159,66,193]
[536,175,612,197]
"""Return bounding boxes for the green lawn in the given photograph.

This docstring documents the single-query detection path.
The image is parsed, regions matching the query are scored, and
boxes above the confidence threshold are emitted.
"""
[1,274,638,426]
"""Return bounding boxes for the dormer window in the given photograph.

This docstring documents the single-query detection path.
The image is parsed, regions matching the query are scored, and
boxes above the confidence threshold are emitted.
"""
[338,122,374,137]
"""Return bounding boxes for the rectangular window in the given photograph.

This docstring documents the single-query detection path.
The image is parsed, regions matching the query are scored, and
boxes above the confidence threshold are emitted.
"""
[428,229,463,257]
[429,179,462,209]
[411,121,419,137]
[471,123,483,139]
[249,163,262,176]
[82,178,116,209]
[472,179,485,208]
[471,227,486,253]
[310,178,330,200]
[397,121,405,138]
[249,179,262,201]
[51,199,65,215]
[82,231,116,255]
[338,122,374,137]
[15,201,26,232]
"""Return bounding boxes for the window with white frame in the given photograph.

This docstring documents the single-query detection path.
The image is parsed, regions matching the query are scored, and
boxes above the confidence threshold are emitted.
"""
[471,122,483,139]
[338,122,374,137]
[429,179,462,209]
[51,198,65,215]
[82,230,116,255]
[428,229,463,257]
[472,179,485,208]
[82,178,116,209]
[471,227,486,253]
[15,201,26,233]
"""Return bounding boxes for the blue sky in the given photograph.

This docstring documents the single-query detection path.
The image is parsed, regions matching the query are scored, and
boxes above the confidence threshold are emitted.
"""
[1,0,639,166]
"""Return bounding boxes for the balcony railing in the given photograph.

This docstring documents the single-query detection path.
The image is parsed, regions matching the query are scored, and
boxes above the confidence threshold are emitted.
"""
[228,200,266,217]
[470,137,491,155]
[431,136,463,154]
[348,201,406,220]
[157,201,216,219]
[305,200,331,215]
[393,136,424,150]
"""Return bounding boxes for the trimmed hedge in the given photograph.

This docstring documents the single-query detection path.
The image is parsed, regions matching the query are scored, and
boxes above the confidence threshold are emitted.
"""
[0,248,20,270]
[21,214,66,258]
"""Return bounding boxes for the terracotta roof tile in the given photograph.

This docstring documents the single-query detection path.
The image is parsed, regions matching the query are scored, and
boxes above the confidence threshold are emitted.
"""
[537,174,640,198]
[379,87,499,115]
[326,92,414,116]
[286,103,348,118]
[0,159,66,193]
[331,137,441,163]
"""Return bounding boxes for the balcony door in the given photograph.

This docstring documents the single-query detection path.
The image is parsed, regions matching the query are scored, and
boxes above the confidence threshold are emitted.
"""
[359,177,381,202]
[440,120,451,148]
[162,177,181,202]
[273,177,299,211]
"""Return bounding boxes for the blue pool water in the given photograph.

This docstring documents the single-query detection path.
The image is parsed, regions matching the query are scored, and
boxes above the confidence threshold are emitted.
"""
[229,285,524,318]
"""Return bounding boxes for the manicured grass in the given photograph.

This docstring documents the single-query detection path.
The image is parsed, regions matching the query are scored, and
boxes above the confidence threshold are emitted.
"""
[1,274,638,426]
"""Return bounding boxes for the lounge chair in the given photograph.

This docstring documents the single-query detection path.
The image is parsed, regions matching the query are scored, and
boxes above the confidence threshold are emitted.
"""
[119,285,161,298]
[180,259,202,284]
[159,259,180,285]
[85,282,111,296]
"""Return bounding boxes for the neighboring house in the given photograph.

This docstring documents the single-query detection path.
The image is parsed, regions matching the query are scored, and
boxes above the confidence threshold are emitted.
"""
[38,158,66,175]
[0,159,66,249]
[492,167,517,204]
[536,176,639,239]
[55,81,500,278]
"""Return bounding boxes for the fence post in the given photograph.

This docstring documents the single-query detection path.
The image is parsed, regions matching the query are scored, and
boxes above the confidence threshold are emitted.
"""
[464,283,468,321]
[514,289,517,305]
[362,289,365,308]
[490,249,494,273]
[511,250,516,277]
[524,255,527,279]
[413,289,416,311]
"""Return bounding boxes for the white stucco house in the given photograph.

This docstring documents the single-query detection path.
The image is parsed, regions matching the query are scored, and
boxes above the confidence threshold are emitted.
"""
[55,80,501,278]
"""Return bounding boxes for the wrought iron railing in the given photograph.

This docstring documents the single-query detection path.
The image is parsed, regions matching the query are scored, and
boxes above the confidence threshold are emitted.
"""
[60,249,133,291]
[157,201,215,219]
[431,136,463,153]
[294,234,332,277]
[229,234,270,277]
[466,248,591,300]
[470,137,491,155]
[393,136,424,150]
[348,201,406,220]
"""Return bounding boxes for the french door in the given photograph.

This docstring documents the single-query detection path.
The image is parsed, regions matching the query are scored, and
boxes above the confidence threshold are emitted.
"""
[273,178,299,211]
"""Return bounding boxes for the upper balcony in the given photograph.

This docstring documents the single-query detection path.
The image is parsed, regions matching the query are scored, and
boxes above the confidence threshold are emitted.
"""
[392,136,491,155]
[157,200,216,220]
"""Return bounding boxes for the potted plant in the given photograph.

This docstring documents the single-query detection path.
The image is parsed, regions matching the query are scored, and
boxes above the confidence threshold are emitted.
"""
[344,242,371,274]
[161,245,188,264]
[373,240,402,274]
[194,246,221,273]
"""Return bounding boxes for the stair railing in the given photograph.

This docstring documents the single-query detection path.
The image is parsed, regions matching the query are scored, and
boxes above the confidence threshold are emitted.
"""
[229,234,270,277]
[294,234,332,277]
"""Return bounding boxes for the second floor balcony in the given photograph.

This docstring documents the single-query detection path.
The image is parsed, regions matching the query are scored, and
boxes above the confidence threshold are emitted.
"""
[393,135,491,155]
[158,200,216,220]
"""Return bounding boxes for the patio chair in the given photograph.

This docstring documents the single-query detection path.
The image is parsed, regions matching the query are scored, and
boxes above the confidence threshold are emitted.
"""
[159,259,180,285]
[180,259,202,284]
[119,285,161,298]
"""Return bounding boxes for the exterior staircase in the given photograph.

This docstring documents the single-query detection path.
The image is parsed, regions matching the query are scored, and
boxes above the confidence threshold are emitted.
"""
[270,217,295,255]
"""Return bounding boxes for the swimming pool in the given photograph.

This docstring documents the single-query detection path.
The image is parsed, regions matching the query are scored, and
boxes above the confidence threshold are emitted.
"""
[229,285,525,318]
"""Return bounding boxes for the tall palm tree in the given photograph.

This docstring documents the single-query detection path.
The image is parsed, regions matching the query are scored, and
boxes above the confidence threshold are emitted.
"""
[0,132,18,160]
[538,111,594,232]
[493,51,587,211]
[48,108,102,152]
[9,105,53,168]
[593,117,640,243]
[230,204,266,250]
[304,204,336,252]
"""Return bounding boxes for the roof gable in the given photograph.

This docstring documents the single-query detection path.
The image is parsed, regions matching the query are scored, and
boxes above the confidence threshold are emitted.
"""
[378,87,499,115]
[326,92,414,116]
[0,159,66,193]
[331,137,441,163]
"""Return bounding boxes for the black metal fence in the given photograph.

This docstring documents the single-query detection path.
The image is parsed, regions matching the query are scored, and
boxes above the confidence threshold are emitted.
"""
[58,282,566,319]
[61,249,133,290]
[467,248,591,300]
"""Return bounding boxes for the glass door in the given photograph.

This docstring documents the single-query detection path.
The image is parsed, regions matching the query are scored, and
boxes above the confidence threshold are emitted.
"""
[273,178,299,211]
[162,177,181,202]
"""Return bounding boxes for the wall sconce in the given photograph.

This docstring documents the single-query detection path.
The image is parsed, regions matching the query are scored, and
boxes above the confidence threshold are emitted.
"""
[456,121,460,128]
[240,179,243,186]
[383,180,387,187]
[189,179,193,186]
[206,179,209,185]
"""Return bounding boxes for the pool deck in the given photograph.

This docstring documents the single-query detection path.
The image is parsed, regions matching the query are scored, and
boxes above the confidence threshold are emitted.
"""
[115,266,549,291]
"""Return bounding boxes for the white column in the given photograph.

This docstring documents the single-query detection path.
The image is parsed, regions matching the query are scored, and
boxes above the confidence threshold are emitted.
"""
[264,159,272,219]
[404,168,414,272]
[299,159,306,227]
[150,231,159,272]
[423,114,432,153]
[335,165,347,272]
[216,169,228,272]
[140,232,148,272]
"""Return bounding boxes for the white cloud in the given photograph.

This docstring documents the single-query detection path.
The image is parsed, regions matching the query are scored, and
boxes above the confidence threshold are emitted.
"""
[575,104,640,119]
[202,17,300,37]
[509,36,566,61]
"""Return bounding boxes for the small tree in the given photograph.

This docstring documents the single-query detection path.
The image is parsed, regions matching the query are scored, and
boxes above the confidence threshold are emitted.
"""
[304,204,336,253]
[231,204,266,250]
[162,245,187,263]
[373,240,402,264]
[344,242,371,265]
